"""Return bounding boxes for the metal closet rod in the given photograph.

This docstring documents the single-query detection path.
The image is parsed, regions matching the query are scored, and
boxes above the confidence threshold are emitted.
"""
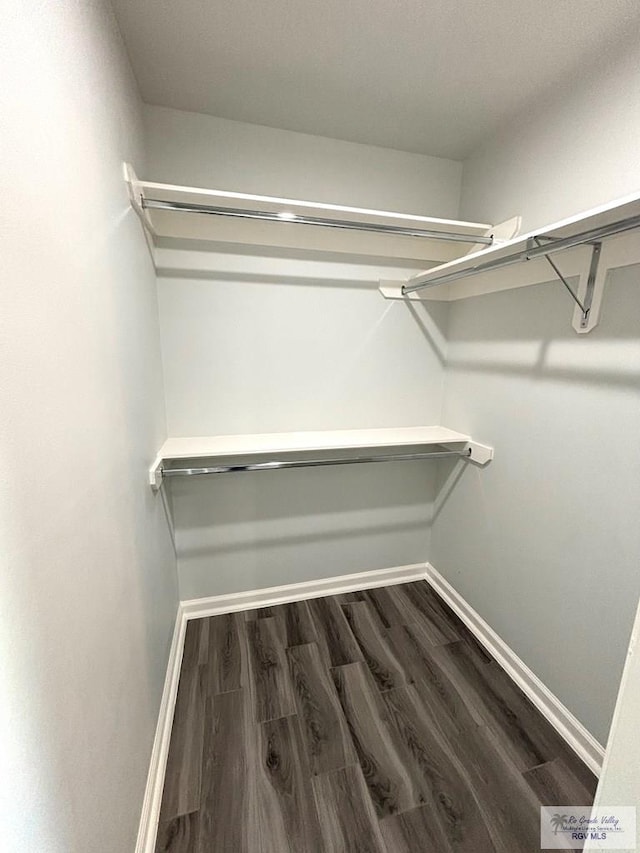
[141,197,493,245]
[162,447,471,478]
[403,211,640,294]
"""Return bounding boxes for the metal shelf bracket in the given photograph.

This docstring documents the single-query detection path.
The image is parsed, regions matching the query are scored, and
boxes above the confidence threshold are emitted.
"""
[532,237,602,331]
[577,242,602,332]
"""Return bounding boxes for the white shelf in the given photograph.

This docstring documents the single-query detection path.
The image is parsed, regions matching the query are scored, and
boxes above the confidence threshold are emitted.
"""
[380,190,640,333]
[159,426,471,458]
[149,426,494,488]
[125,164,493,266]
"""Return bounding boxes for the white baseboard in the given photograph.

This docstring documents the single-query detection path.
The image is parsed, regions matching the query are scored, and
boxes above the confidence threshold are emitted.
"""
[181,562,428,619]
[424,563,605,776]
[135,604,187,853]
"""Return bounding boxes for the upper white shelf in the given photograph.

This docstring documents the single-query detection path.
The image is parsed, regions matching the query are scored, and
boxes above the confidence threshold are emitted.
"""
[125,164,493,265]
[380,190,640,305]
[149,426,494,488]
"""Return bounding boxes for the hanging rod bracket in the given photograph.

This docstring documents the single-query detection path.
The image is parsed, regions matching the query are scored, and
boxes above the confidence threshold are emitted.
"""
[149,455,164,490]
[464,440,494,466]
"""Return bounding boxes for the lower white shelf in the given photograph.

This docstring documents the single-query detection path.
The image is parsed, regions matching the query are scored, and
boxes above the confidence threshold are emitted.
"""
[149,426,494,489]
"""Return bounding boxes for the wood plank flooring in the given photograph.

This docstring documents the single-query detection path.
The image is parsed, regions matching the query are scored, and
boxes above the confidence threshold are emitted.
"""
[155,581,598,852]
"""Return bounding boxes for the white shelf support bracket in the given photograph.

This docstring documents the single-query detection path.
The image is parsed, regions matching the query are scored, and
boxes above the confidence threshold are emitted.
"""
[572,228,640,334]
[464,441,494,466]
[149,456,163,491]
[123,162,157,263]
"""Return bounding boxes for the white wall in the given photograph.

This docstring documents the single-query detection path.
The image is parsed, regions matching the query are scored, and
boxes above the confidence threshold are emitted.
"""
[461,32,640,232]
[158,255,448,599]
[144,106,461,599]
[143,104,463,218]
[431,38,640,746]
[431,269,640,745]
[157,254,447,437]
[0,4,177,852]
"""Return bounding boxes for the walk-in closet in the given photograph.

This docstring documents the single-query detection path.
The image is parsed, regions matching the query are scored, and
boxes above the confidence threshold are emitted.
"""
[3,2,640,852]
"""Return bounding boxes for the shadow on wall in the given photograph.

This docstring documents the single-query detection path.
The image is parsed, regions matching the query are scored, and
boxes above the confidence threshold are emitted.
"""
[430,264,640,745]
[155,235,426,289]
[159,267,378,289]
[155,234,434,266]
[403,299,448,367]
[443,270,640,390]
[177,519,428,560]
[170,453,475,559]
[432,458,470,523]
[168,460,442,598]
[432,266,640,544]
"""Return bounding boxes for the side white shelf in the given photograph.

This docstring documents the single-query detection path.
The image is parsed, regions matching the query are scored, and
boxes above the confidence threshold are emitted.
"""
[125,164,493,266]
[380,190,640,333]
[149,426,494,489]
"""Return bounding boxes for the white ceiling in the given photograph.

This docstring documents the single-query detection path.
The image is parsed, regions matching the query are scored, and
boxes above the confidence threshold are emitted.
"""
[112,0,640,160]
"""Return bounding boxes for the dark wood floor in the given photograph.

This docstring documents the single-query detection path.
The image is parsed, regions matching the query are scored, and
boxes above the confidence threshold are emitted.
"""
[155,581,597,852]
